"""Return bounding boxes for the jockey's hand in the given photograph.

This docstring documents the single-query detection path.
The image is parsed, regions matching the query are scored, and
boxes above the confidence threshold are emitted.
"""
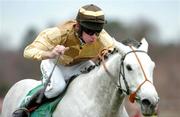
[47,45,69,59]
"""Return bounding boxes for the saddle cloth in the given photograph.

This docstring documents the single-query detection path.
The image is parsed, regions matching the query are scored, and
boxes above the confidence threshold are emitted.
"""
[20,84,63,117]
[20,74,78,117]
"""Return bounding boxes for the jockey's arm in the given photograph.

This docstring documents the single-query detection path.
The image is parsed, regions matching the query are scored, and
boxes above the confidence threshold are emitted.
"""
[43,45,69,59]
[24,27,66,60]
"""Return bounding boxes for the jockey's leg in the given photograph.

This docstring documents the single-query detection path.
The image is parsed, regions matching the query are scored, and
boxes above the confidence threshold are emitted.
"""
[41,59,66,98]
[12,59,66,117]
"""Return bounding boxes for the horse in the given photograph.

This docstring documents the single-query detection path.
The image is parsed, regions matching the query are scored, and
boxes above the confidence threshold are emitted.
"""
[2,38,159,117]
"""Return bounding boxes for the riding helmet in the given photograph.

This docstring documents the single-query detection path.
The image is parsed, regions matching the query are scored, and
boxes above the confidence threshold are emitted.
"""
[76,4,106,31]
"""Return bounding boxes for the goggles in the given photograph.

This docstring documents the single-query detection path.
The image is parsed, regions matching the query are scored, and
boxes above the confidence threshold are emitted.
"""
[81,26,102,36]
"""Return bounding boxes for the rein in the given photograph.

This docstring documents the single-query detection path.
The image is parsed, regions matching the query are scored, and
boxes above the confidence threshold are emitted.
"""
[128,46,152,103]
[98,49,117,80]
[98,46,151,103]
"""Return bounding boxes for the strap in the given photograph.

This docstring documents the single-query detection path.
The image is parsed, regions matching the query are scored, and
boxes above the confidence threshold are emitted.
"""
[128,46,152,103]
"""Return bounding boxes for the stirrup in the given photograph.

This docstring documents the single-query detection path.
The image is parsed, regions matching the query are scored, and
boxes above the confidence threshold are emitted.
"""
[12,107,30,117]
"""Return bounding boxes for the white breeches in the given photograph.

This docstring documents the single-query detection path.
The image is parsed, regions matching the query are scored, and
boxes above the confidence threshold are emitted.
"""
[40,59,94,98]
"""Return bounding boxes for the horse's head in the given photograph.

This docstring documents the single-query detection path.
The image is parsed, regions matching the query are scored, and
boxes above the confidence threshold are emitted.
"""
[114,38,159,116]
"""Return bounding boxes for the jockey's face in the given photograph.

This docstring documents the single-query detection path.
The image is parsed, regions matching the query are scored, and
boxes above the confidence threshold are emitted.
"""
[81,31,98,44]
[75,23,100,44]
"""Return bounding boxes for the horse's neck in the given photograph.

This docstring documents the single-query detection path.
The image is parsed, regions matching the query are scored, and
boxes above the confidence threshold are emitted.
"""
[54,54,126,116]
[89,54,125,115]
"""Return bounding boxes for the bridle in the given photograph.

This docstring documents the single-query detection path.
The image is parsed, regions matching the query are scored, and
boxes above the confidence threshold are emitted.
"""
[99,46,152,103]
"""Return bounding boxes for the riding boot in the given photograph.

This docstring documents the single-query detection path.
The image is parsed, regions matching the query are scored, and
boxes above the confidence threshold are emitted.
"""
[12,88,48,117]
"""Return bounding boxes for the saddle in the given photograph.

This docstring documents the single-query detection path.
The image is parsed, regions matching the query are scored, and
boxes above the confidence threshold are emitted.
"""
[19,75,77,117]
[17,64,96,117]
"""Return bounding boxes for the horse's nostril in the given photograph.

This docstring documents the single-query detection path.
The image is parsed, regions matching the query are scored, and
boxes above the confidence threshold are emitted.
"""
[142,99,151,106]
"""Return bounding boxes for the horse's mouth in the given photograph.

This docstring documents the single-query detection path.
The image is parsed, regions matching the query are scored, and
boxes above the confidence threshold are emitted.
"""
[143,113,158,117]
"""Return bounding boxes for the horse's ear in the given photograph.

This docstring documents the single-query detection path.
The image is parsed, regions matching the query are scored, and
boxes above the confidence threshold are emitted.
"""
[113,38,128,54]
[139,38,148,52]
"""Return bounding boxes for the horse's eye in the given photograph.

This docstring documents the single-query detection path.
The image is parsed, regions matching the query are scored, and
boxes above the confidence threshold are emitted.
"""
[126,64,132,71]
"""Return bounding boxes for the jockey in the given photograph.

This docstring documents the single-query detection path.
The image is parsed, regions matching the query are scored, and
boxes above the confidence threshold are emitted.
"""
[13,4,114,117]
